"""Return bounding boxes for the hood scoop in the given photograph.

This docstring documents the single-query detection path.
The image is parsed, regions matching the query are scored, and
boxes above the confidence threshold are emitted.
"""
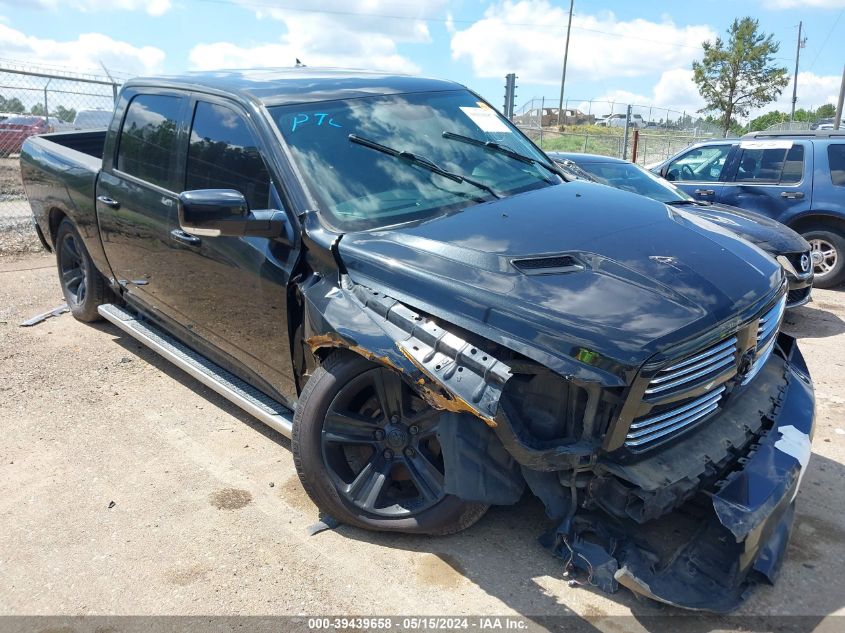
[511,254,585,275]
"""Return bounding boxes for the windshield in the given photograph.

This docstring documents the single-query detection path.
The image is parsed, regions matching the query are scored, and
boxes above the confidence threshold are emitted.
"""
[268,90,559,231]
[575,160,693,204]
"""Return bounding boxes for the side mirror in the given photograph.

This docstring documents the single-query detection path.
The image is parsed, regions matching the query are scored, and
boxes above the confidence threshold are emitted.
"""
[659,164,669,178]
[178,189,285,238]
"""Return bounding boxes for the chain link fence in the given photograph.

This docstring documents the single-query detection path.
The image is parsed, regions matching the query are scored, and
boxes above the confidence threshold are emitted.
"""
[513,97,722,166]
[0,62,122,255]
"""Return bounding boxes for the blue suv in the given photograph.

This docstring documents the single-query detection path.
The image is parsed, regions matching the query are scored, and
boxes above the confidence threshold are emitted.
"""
[651,130,845,288]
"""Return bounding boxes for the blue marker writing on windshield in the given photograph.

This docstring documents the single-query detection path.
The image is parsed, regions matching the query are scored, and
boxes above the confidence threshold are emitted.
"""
[291,114,309,132]
[291,113,341,132]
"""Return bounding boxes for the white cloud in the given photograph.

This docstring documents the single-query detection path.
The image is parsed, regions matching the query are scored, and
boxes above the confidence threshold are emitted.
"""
[190,1,446,74]
[0,23,166,75]
[450,1,715,84]
[770,0,845,8]
[585,68,704,116]
[760,71,841,114]
[10,0,171,16]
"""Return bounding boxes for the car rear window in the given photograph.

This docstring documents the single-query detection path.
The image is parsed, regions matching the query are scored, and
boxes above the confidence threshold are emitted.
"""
[829,144,845,187]
[117,94,182,190]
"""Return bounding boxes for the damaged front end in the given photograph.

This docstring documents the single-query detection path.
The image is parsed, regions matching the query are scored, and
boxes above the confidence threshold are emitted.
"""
[551,337,814,612]
[296,263,814,612]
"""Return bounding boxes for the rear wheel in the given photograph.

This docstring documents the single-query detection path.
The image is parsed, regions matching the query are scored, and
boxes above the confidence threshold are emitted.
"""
[55,218,110,322]
[802,225,845,289]
[292,351,488,535]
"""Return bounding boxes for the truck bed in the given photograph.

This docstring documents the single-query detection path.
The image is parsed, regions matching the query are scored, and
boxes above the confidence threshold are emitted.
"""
[20,130,107,266]
[34,129,106,164]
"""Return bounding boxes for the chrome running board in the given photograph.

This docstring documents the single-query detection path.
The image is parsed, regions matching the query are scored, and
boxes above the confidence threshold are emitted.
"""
[98,303,294,438]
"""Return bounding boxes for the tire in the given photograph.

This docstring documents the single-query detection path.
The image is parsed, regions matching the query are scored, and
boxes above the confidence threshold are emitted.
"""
[802,225,845,289]
[55,218,110,322]
[292,351,489,535]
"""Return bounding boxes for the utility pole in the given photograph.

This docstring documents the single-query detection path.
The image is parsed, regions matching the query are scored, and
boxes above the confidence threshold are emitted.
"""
[556,0,574,127]
[503,73,517,120]
[835,64,845,131]
[790,21,806,122]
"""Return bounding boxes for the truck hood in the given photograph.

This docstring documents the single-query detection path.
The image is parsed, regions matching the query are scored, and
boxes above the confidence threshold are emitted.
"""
[689,201,809,254]
[337,182,783,379]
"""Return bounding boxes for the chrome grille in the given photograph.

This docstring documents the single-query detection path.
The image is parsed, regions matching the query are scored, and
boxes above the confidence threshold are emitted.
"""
[644,336,738,396]
[742,295,786,385]
[625,386,725,450]
[624,293,787,453]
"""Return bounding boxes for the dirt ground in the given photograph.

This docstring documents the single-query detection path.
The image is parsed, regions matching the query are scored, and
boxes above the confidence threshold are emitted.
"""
[1,251,844,632]
[0,157,42,257]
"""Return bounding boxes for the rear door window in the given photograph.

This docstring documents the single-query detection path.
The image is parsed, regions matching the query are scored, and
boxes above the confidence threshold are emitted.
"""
[732,142,804,184]
[829,144,845,187]
[117,94,183,190]
[185,101,272,210]
[665,144,731,182]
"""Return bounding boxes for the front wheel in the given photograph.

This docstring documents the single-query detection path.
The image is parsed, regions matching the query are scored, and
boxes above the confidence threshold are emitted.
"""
[802,225,845,289]
[55,218,110,322]
[292,351,488,535]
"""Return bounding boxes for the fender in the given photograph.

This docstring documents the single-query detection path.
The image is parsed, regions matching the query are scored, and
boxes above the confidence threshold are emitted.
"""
[299,273,511,426]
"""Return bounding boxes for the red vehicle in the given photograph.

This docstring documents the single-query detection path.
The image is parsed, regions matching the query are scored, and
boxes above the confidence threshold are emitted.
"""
[0,115,48,157]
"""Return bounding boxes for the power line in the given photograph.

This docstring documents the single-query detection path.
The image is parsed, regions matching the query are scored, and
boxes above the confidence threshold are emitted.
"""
[192,0,714,52]
[807,9,843,71]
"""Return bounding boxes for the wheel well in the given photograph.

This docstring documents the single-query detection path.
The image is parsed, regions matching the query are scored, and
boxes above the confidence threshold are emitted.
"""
[48,208,68,244]
[788,214,845,236]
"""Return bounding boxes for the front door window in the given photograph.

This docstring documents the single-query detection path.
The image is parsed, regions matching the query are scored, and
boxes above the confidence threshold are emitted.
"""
[666,145,731,182]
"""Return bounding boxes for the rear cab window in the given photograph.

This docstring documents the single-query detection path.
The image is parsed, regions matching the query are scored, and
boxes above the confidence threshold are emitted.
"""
[116,94,183,190]
[731,140,805,184]
[828,144,845,187]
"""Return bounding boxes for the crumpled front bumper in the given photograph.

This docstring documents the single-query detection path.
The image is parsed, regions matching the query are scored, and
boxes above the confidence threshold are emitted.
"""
[559,335,815,612]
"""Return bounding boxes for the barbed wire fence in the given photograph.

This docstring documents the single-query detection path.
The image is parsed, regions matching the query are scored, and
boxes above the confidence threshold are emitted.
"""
[0,61,125,255]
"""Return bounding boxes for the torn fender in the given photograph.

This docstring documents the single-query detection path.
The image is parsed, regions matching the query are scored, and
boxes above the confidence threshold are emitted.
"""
[300,274,512,425]
[711,338,814,543]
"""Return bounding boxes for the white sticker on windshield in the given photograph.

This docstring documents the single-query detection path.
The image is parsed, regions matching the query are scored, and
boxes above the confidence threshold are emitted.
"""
[460,107,510,133]
[739,139,794,150]
[774,424,812,501]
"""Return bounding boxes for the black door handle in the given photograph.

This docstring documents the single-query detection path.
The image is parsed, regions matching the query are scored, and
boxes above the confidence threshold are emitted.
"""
[97,195,120,209]
[694,189,715,196]
[780,191,804,199]
[170,229,201,246]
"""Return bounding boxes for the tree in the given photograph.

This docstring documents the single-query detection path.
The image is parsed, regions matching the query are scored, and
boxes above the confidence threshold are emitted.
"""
[749,110,788,131]
[4,97,25,113]
[30,103,45,116]
[55,105,76,122]
[816,103,836,118]
[693,17,789,137]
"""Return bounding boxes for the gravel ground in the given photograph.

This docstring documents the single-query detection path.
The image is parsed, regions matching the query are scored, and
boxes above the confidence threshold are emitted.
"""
[0,157,42,258]
[1,251,844,632]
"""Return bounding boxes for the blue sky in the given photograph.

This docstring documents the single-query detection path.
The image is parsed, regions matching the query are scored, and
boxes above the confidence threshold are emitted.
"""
[2,0,843,119]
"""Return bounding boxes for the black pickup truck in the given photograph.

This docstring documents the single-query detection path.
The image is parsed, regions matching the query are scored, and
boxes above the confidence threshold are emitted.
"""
[21,69,814,612]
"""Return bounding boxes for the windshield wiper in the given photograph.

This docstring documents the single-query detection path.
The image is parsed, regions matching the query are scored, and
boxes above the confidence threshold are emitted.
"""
[666,199,705,206]
[348,134,500,200]
[441,131,562,184]
[554,158,596,182]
